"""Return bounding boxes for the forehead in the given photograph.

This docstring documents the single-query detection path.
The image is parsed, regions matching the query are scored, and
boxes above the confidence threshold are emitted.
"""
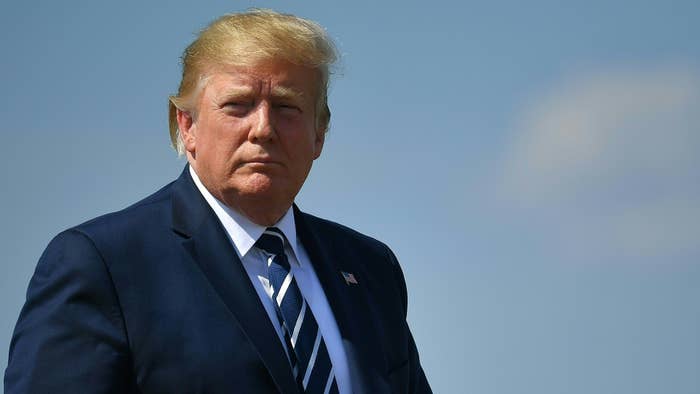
[202,60,320,98]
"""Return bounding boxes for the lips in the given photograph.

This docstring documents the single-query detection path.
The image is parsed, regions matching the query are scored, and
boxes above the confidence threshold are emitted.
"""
[242,157,282,166]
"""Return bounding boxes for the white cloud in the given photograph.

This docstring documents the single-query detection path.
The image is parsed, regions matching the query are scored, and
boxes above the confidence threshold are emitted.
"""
[500,66,700,261]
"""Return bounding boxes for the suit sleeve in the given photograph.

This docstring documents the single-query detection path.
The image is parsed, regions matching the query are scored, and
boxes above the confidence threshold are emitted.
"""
[384,245,432,394]
[4,230,136,394]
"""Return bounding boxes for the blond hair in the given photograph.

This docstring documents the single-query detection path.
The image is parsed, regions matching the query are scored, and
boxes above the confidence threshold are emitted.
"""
[168,9,338,154]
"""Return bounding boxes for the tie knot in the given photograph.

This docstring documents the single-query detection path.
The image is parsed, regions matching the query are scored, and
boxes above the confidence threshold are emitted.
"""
[255,227,286,256]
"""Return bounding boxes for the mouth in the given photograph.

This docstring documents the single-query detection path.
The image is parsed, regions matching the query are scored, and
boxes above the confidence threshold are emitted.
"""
[241,158,283,167]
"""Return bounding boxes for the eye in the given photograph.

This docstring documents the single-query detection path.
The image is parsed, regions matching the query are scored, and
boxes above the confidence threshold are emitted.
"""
[275,103,302,115]
[223,101,253,115]
[224,101,252,108]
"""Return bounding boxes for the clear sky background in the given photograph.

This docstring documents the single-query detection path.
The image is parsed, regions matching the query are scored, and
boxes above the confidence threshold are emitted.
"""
[2,1,699,393]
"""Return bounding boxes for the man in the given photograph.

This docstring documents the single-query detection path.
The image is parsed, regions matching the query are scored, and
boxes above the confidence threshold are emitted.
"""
[5,10,431,394]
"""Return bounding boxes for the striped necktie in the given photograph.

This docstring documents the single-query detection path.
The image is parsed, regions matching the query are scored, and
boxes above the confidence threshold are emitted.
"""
[255,227,339,394]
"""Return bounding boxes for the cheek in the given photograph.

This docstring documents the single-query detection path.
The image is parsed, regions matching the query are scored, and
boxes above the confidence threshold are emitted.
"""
[205,122,247,153]
[275,116,304,132]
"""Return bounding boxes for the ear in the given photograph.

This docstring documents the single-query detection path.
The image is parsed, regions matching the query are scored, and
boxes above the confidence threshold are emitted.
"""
[313,127,326,160]
[176,108,197,153]
[313,103,329,160]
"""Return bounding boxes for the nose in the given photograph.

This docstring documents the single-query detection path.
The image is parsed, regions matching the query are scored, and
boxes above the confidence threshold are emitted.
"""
[248,101,275,142]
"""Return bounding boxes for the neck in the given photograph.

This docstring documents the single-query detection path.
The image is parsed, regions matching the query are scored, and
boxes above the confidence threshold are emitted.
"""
[187,160,295,227]
[187,163,293,227]
[221,196,291,227]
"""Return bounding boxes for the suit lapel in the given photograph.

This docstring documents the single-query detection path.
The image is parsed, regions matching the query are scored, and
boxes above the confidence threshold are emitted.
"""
[170,167,300,394]
[294,207,391,394]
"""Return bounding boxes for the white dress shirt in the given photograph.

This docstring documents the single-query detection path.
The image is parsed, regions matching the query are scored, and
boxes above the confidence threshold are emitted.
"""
[190,167,352,394]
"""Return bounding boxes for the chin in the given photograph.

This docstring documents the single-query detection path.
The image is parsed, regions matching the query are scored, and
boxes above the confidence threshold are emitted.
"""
[233,174,284,198]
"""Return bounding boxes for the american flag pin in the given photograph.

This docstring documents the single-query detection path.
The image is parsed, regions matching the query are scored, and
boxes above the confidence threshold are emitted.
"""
[341,271,358,285]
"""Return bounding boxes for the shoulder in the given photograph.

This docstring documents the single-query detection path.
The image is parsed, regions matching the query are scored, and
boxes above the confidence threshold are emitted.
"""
[300,211,394,258]
[299,210,410,309]
[65,179,178,252]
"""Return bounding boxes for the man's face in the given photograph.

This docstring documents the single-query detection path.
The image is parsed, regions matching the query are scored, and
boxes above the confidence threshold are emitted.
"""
[178,60,325,218]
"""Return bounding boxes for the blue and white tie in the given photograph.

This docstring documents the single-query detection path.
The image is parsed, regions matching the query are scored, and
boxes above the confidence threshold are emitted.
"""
[256,227,339,394]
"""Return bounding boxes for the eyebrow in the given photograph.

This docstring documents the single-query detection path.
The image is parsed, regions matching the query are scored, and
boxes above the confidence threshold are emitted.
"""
[218,86,256,98]
[216,85,305,103]
[270,86,305,101]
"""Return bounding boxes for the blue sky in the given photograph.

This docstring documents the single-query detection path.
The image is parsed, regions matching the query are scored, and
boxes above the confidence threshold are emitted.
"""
[1,1,699,393]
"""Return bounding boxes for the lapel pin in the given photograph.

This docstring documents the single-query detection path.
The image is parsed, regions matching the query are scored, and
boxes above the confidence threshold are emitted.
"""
[341,271,359,286]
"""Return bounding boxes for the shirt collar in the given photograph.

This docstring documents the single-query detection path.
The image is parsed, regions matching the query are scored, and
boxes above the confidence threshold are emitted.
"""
[189,166,300,263]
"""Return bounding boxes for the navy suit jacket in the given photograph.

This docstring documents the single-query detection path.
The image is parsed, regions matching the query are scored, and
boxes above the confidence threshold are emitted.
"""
[5,167,431,393]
